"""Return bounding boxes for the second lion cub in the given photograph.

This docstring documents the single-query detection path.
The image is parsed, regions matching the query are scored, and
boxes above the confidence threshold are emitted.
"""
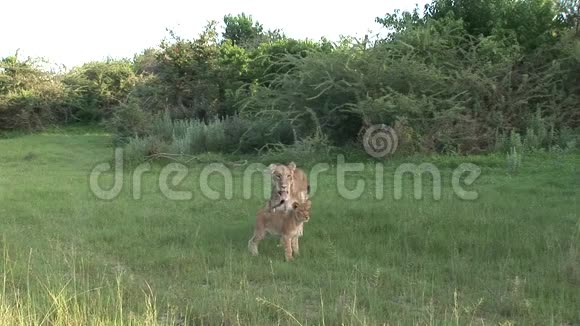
[248,200,311,261]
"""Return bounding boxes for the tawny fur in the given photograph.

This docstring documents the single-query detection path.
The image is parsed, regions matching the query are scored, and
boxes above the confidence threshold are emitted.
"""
[266,162,310,238]
[248,201,311,261]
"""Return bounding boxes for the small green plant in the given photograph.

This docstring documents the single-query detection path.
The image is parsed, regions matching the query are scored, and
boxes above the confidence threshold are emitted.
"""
[506,146,523,175]
[557,127,578,152]
[190,119,207,153]
[524,127,540,152]
[151,110,174,143]
[494,129,508,152]
[495,129,525,155]
[124,136,152,163]
[523,109,549,151]
[509,130,524,154]
[170,132,193,155]
[205,117,226,152]
[172,119,194,140]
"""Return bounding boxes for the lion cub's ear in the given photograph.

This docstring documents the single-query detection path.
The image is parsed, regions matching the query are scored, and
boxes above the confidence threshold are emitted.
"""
[292,202,299,209]
[267,163,277,173]
[287,162,297,171]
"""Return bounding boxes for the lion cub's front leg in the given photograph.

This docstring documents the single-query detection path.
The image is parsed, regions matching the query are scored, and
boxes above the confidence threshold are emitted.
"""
[291,236,299,256]
[283,236,294,261]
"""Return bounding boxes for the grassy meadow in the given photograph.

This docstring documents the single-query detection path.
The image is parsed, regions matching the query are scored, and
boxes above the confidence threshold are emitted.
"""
[0,127,578,325]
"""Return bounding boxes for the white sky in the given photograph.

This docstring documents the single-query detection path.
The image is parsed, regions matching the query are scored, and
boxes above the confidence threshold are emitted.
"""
[1,0,428,69]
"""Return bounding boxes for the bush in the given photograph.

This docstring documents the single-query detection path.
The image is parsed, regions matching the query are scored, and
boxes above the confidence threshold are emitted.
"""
[223,114,251,151]
[109,100,154,145]
[124,135,169,163]
[4,3,578,159]
[0,56,72,130]
[63,60,137,122]
[237,117,294,153]
[151,110,175,143]
[239,11,580,154]
[112,110,301,161]
[205,117,226,152]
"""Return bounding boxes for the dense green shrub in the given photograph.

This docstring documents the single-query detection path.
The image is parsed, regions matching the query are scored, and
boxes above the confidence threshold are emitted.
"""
[109,100,155,145]
[62,60,137,122]
[3,0,579,159]
[238,6,579,154]
[63,60,137,122]
[0,55,72,130]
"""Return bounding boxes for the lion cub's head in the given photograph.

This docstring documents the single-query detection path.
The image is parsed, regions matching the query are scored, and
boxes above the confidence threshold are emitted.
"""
[291,200,311,223]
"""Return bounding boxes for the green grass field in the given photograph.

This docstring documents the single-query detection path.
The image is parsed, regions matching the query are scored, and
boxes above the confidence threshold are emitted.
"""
[0,128,578,325]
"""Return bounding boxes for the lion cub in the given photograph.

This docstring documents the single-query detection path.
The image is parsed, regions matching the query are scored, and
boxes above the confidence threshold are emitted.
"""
[248,200,311,261]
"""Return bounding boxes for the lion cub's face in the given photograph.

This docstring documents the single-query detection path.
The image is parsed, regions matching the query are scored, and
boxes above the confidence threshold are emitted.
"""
[292,200,311,223]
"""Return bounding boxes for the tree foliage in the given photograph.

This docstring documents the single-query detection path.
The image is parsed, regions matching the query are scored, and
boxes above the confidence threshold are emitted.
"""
[222,13,264,48]
[63,59,136,121]
[1,2,579,155]
[0,54,72,130]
